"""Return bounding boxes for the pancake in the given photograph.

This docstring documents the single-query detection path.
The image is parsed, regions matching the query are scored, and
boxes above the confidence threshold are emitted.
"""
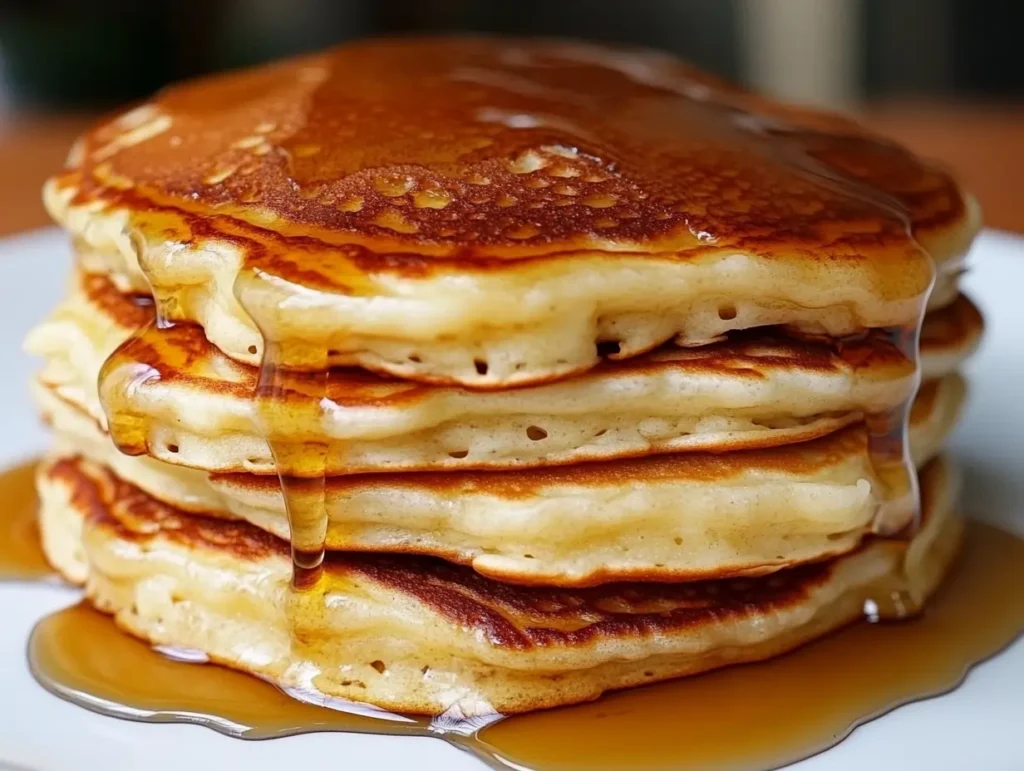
[44,37,978,386]
[34,376,963,586]
[26,269,980,476]
[920,290,984,381]
[37,452,963,716]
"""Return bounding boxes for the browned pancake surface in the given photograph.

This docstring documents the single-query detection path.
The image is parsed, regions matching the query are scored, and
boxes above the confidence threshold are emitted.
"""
[56,37,966,290]
[920,293,984,357]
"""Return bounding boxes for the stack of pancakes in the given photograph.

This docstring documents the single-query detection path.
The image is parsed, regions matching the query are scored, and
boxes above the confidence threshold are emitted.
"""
[26,38,982,717]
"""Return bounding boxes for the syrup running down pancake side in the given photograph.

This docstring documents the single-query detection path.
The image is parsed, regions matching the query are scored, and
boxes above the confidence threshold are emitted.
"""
[20,506,1024,771]
[50,38,969,590]
[255,343,329,589]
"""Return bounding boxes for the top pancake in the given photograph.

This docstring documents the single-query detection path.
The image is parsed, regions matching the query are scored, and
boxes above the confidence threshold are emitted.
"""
[45,36,979,385]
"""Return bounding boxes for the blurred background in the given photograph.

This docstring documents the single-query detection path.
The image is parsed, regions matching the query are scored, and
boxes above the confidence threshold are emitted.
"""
[0,0,1021,233]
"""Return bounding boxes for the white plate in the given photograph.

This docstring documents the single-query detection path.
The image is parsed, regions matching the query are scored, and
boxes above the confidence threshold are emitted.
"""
[0,227,1021,771]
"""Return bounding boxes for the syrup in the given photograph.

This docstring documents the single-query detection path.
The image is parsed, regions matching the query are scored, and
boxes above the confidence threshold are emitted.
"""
[253,342,329,589]
[847,323,931,617]
[863,325,928,543]
[25,521,1024,771]
[0,460,55,582]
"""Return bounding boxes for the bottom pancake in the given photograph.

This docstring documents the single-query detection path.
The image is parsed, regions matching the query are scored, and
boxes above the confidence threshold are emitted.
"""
[37,454,962,717]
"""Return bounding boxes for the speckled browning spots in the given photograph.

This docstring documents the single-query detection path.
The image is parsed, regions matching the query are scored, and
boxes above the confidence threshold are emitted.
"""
[53,36,964,264]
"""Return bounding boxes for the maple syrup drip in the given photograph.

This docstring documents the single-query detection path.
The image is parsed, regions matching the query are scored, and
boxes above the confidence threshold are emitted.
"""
[26,521,1024,771]
[865,324,924,531]
[0,460,55,582]
[253,343,329,590]
[99,319,163,458]
[838,318,930,617]
[104,283,334,593]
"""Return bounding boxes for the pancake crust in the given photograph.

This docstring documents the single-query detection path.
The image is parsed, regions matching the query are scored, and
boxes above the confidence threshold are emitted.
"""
[55,37,969,258]
[920,292,984,381]
[35,375,963,586]
[25,268,980,476]
[38,453,963,716]
[44,37,979,384]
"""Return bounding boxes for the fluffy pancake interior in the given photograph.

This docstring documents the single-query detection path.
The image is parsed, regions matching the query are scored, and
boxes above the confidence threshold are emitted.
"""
[37,453,962,716]
[48,186,969,386]
[25,268,981,476]
[34,373,964,586]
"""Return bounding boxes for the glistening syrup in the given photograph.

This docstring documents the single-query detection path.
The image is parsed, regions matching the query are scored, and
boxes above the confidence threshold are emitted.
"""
[843,322,930,616]
[0,461,56,581]
[253,342,330,590]
[5,458,1021,768]
[21,520,1024,771]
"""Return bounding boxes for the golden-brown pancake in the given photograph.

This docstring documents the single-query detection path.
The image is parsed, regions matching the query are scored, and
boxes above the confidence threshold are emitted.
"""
[25,268,981,477]
[37,452,962,716]
[920,290,984,380]
[45,37,978,386]
[34,376,963,586]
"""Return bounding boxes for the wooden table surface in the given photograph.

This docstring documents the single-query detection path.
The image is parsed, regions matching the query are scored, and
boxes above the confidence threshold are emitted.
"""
[1,105,1021,237]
